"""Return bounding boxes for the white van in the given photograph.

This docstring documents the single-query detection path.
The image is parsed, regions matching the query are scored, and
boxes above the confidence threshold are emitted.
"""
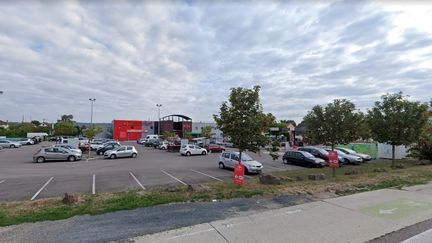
[145,135,159,142]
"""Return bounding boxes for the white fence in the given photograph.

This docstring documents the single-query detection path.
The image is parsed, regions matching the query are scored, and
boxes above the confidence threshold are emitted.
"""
[377,143,409,159]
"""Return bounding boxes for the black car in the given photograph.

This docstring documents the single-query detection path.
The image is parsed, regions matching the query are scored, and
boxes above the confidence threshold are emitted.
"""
[298,146,329,164]
[96,143,121,155]
[282,150,326,168]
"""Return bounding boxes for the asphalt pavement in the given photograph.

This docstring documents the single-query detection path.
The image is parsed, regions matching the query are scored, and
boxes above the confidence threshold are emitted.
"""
[0,142,302,202]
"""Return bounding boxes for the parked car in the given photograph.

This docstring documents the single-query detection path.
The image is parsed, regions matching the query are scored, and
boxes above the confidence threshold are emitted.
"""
[96,143,121,155]
[79,143,90,152]
[144,139,157,147]
[298,146,329,163]
[0,140,22,148]
[330,149,363,165]
[218,151,263,174]
[90,141,105,151]
[336,147,371,162]
[180,144,207,156]
[137,138,146,145]
[158,141,169,150]
[52,144,82,154]
[104,146,138,159]
[282,150,326,168]
[18,138,35,145]
[33,147,82,163]
[206,144,226,153]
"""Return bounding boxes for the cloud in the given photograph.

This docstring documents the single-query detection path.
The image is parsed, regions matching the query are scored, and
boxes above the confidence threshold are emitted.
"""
[0,0,431,124]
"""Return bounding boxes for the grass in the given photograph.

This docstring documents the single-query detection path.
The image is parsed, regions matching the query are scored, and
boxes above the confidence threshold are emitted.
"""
[1,159,432,227]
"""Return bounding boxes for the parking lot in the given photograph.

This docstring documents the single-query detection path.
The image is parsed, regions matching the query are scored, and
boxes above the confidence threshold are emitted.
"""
[0,142,303,202]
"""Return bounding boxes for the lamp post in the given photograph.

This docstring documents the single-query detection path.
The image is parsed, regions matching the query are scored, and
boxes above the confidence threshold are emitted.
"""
[156,104,162,135]
[89,98,96,126]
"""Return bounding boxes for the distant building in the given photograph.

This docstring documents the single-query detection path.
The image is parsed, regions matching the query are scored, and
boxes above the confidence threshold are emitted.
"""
[191,122,223,141]
[0,120,9,129]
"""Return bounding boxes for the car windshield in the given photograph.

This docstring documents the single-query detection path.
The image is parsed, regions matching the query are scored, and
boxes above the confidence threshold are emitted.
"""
[303,152,315,158]
[336,149,346,155]
[341,148,356,154]
[240,153,253,161]
[316,148,329,155]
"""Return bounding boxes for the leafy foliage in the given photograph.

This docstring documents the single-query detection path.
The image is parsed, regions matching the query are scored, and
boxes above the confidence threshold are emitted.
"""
[83,126,102,141]
[303,99,361,149]
[213,85,275,161]
[162,131,176,139]
[202,126,212,139]
[367,92,429,167]
[0,122,49,137]
[54,122,77,136]
[409,122,432,162]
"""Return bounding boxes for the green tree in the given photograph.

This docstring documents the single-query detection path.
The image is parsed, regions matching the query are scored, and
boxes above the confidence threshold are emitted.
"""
[30,120,41,126]
[202,126,212,147]
[162,131,176,140]
[357,113,372,141]
[409,121,432,162]
[368,92,429,168]
[183,131,193,140]
[55,122,78,136]
[213,85,275,164]
[60,114,74,123]
[83,126,102,141]
[304,99,361,150]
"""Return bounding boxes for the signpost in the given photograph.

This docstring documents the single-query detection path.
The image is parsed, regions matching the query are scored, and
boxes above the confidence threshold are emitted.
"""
[328,150,339,177]
[233,162,244,186]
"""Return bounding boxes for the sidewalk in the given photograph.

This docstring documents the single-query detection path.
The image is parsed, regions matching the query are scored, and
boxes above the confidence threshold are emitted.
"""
[131,184,432,243]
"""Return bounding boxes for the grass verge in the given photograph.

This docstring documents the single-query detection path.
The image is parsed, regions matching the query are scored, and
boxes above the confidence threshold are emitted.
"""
[1,159,432,227]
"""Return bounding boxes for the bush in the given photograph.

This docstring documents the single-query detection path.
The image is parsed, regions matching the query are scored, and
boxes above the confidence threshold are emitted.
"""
[409,123,432,162]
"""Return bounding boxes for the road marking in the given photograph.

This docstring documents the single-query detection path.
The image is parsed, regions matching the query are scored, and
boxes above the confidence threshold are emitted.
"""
[129,172,146,190]
[190,169,224,182]
[31,177,54,201]
[161,170,187,186]
[0,179,6,184]
[92,174,96,194]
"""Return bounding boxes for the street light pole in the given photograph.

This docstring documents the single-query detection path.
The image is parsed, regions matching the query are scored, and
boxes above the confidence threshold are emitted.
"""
[89,98,96,126]
[156,104,162,135]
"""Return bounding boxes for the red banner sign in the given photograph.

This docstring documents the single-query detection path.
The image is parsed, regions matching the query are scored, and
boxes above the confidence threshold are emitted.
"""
[233,162,245,186]
[328,151,339,168]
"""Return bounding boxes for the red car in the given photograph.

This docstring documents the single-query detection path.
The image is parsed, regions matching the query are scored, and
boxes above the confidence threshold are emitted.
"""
[206,144,226,153]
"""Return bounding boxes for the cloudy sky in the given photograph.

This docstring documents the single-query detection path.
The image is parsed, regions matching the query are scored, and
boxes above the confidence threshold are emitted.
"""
[1,0,431,124]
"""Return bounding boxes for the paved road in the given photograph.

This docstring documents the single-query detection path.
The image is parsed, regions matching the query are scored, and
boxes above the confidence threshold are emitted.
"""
[0,142,303,202]
[0,195,311,243]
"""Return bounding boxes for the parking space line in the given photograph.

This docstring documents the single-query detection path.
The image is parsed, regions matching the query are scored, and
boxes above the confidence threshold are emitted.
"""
[129,172,146,190]
[31,177,54,201]
[190,169,224,182]
[262,164,285,171]
[92,174,96,195]
[161,170,188,186]
[0,179,6,184]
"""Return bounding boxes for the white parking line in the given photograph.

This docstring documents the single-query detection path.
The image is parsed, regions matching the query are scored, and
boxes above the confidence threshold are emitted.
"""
[161,170,188,186]
[31,177,54,201]
[0,179,6,184]
[190,169,223,182]
[129,172,146,190]
[92,174,96,194]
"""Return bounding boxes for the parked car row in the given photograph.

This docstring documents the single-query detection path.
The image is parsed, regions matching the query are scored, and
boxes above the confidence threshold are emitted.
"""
[282,146,372,168]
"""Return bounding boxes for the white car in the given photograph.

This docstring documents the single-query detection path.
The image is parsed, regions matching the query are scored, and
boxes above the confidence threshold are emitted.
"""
[104,146,138,159]
[52,144,83,155]
[219,151,263,174]
[90,142,105,151]
[0,140,22,148]
[159,141,169,150]
[19,138,35,145]
[180,144,207,156]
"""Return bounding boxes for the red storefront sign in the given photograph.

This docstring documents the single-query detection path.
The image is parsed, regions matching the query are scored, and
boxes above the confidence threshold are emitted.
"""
[328,151,339,168]
[233,162,244,186]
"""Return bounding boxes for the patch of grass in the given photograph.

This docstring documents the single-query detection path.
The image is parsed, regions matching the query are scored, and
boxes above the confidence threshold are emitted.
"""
[1,159,432,227]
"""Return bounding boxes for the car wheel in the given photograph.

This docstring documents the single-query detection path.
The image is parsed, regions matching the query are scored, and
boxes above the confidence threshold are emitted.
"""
[244,167,249,175]
[36,157,45,163]
[186,152,191,156]
[283,159,288,164]
[68,156,76,162]
[307,162,313,168]
[202,151,207,155]
[219,162,225,169]
[131,153,137,158]
[344,158,350,165]
[10,145,15,148]
[110,154,117,159]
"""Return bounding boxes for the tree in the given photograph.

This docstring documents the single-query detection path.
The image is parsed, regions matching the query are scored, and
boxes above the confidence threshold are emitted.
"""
[83,126,102,141]
[55,122,78,136]
[409,121,432,162]
[213,85,275,164]
[202,126,212,147]
[183,131,193,140]
[60,114,74,123]
[357,113,372,141]
[304,99,361,150]
[368,92,429,168]
[30,120,41,126]
[162,130,176,139]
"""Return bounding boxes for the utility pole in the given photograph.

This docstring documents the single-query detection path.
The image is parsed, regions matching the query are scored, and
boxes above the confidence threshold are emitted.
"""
[156,104,162,135]
[89,98,96,126]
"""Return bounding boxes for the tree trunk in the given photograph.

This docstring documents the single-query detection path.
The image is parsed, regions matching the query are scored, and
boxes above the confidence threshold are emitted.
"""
[239,150,242,165]
[391,144,395,169]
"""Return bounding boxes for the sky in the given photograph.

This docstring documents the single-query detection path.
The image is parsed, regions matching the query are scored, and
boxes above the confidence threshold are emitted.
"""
[0,0,431,124]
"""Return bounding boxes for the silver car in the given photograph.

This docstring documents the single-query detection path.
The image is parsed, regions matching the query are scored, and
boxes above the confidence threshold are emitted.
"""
[18,138,34,145]
[104,146,138,159]
[33,147,82,163]
[219,151,263,174]
[52,144,83,154]
[0,140,22,148]
[333,149,363,165]
[336,147,371,162]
